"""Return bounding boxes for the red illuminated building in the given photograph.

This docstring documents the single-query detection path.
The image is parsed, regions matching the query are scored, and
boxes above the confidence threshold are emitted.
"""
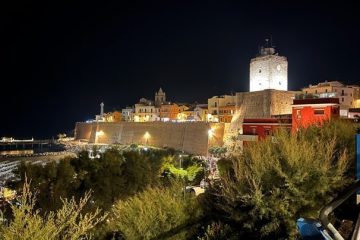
[240,117,292,145]
[292,98,340,131]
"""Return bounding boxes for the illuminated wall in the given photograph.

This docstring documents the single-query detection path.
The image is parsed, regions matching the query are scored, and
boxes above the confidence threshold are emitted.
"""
[222,89,297,150]
[75,122,225,156]
[291,98,340,131]
[249,54,288,92]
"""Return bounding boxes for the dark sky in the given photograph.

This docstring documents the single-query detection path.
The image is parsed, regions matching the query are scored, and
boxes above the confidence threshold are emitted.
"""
[1,1,359,138]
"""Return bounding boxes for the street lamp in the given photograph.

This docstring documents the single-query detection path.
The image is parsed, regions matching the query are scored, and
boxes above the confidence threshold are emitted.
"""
[144,131,150,146]
[207,128,215,177]
[179,154,186,200]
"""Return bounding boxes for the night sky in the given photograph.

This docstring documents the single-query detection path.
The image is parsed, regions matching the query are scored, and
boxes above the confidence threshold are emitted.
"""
[1,1,359,138]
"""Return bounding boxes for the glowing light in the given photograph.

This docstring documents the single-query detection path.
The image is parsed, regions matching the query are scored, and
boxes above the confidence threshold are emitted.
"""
[355,99,360,108]
[144,131,150,145]
[208,129,214,137]
[96,130,104,137]
[144,131,150,139]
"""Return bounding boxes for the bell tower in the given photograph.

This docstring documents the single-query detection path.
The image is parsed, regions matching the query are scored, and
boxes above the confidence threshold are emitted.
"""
[155,87,166,106]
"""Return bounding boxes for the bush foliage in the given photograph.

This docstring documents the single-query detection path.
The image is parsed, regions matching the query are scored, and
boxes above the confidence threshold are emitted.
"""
[110,182,202,240]
[215,121,357,238]
[0,180,106,240]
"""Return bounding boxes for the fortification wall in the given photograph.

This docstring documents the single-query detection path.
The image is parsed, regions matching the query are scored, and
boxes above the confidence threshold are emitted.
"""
[75,122,224,156]
[232,89,298,127]
[223,89,298,149]
[74,122,92,140]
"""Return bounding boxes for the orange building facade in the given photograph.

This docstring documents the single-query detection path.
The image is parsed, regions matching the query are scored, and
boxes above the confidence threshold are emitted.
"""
[160,103,180,121]
[218,104,235,123]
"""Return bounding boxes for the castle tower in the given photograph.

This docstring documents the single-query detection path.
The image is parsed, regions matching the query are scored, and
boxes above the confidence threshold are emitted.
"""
[249,39,288,92]
[155,87,166,106]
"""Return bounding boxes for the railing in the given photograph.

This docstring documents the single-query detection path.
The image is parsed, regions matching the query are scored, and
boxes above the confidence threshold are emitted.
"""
[319,180,360,240]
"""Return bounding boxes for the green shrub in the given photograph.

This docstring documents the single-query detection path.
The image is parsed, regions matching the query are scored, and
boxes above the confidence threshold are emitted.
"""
[110,182,202,240]
[217,121,356,238]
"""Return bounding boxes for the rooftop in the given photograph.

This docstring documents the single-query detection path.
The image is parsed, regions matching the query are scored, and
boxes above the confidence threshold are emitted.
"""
[293,98,339,105]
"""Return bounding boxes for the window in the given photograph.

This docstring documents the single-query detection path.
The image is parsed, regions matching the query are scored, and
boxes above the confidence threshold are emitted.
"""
[265,129,271,136]
[252,128,257,135]
[315,90,317,94]
[325,89,328,93]
[314,109,324,115]
[342,98,344,102]
[296,109,301,119]
[305,91,308,94]
[214,102,217,107]
[259,69,261,73]
[342,90,344,95]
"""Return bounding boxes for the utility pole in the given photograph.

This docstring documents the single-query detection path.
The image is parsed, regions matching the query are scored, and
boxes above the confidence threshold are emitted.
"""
[179,154,186,200]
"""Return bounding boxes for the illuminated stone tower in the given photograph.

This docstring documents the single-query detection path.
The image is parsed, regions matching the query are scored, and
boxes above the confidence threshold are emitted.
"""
[155,87,166,106]
[249,39,288,92]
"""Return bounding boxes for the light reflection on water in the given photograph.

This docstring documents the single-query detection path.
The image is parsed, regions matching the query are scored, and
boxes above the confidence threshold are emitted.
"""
[0,150,34,156]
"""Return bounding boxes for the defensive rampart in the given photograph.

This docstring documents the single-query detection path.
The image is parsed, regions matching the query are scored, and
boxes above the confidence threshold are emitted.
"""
[75,122,224,156]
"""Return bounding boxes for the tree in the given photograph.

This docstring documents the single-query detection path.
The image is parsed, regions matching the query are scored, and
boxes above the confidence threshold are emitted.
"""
[214,121,356,238]
[110,182,202,240]
[197,222,240,240]
[0,180,106,240]
[161,155,205,185]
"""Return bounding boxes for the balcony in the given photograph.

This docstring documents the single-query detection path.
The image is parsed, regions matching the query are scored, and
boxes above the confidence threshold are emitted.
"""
[237,134,258,141]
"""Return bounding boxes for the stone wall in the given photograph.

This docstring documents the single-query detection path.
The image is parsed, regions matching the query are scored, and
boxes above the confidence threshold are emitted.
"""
[233,89,298,125]
[223,89,298,149]
[74,122,92,140]
[75,122,225,156]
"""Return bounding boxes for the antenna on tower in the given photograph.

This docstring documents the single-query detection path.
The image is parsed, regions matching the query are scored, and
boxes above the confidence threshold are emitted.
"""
[270,35,273,47]
[265,38,269,48]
